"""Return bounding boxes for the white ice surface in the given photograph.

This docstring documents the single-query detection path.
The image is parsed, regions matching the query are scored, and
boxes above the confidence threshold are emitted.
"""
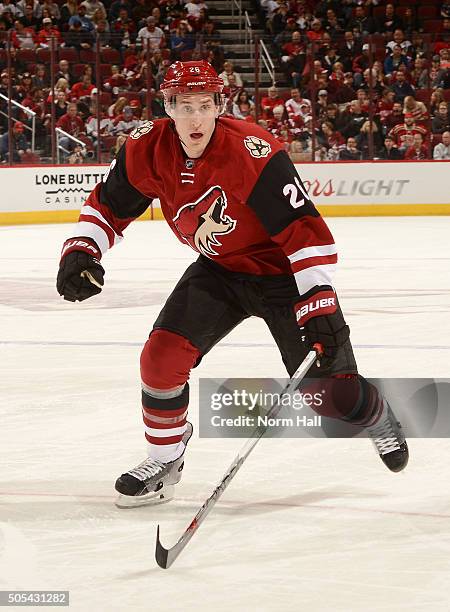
[1,217,450,612]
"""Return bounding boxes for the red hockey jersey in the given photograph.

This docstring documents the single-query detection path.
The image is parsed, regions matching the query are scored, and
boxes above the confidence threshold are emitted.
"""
[75,117,337,297]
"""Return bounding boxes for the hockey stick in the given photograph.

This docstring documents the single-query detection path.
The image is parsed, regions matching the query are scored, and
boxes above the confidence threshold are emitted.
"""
[155,343,323,569]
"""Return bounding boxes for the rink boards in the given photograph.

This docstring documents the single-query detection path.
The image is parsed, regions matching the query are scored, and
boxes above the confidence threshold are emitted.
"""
[0,160,449,225]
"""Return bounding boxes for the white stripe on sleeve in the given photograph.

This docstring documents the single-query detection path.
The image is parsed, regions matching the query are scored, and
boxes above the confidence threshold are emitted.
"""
[293,263,337,295]
[81,205,122,246]
[288,243,337,264]
[74,221,110,255]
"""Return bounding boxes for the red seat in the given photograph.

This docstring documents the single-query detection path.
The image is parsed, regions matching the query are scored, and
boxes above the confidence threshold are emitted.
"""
[18,49,36,63]
[59,47,78,62]
[423,20,442,33]
[101,48,121,64]
[100,63,111,77]
[36,48,52,63]
[414,89,432,104]
[80,49,95,63]
[418,6,439,19]
[72,63,85,78]
[99,91,112,105]
[444,90,450,102]
[161,48,171,60]
[180,50,193,61]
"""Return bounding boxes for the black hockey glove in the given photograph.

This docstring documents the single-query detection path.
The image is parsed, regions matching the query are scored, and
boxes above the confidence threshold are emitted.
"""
[295,286,350,361]
[57,237,105,302]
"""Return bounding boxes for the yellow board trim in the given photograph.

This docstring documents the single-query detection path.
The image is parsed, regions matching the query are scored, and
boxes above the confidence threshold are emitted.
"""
[0,204,449,225]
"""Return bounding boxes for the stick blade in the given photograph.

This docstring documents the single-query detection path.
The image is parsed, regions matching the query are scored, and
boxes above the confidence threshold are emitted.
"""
[155,525,170,569]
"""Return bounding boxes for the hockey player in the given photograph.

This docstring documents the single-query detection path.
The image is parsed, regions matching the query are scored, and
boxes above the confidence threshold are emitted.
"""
[56,61,408,508]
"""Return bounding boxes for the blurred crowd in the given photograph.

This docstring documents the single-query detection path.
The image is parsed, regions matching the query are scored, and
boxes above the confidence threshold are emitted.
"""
[0,0,449,163]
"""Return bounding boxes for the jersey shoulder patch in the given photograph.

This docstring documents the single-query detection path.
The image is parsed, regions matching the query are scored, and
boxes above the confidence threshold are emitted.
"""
[129,120,155,140]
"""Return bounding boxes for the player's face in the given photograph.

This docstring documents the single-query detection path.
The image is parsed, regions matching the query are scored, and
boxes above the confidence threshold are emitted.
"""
[171,93,218,158]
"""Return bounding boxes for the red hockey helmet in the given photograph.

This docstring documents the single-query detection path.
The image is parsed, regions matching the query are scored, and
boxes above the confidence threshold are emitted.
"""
[160,60,224,97]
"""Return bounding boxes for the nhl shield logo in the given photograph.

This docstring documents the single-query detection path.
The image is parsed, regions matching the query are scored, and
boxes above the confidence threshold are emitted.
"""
[244,136,271,158]
[173,186,237,257]
[130,121,154,140]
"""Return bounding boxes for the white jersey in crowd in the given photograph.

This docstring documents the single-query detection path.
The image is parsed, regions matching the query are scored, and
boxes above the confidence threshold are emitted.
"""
[433,142,450,160]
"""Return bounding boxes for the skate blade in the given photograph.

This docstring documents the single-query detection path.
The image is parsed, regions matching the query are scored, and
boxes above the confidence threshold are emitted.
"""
[115,485,175,509]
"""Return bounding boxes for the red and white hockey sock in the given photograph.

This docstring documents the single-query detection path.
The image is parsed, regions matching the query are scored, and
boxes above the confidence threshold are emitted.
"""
[141,383,189,463]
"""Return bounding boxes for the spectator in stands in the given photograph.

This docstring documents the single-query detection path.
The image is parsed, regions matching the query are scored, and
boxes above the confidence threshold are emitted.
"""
[340,99,367,138]
[113,14,136,50]
[0,121,30,162]
[315,89,329,116]
[185,0,207,20]
[60,0,78,24]
[389,112,428,149]
[430,89,446,116]
[112,105,139,134]
[324,8,343,39]
[339,136,362,160]
[260,85,284,120]
[404,132,428,160]
[15,71,33,102]
[403,95,429,126]
[322,45,341,75]
[36,17,62,47]
[432,102,450,134]
[56,103,87,153]
[410,57,428,90]
[69,4,94,32]
[383,101,405,134]
[96,19,112,48]
[170,22,195,59]
[32,64,49,90]
[306,18,325,42]
[71,74,95,99]
[11,19,36,49]
[338,31,362,73]
[81,0,106,20]
[390,70,415,104]
[352,43,372,87]
[348,5,376,36]
[137,16,165,51]
[378,3,403,35]
[433,130,450,159]
[86,107,113,145]
[280,31,307,88]
[384,45,410,77]
[284,87,310,120]
[378,135,404,160]
[0,0,19,18]
[108,0,131,22]
[219,61,243,88]
[40,0,61,22]
[317,119,344,151]
[18,5,39,29]
[110,132,127,159]
[386,30,412,56]
[54,90,68,120]
[54,60,73,87]
[356,120,382,159]
[65,18,94,49]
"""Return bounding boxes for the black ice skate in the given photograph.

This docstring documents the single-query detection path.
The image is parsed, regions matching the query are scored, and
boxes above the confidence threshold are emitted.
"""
[115,422,193,508]
[367,401,408,472]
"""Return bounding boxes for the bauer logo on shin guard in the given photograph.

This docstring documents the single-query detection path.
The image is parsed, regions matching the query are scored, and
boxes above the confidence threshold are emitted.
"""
[295,290,337,326]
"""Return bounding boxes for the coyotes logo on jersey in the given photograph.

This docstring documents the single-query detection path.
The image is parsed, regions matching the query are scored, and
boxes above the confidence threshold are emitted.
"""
[172,186,237,257]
